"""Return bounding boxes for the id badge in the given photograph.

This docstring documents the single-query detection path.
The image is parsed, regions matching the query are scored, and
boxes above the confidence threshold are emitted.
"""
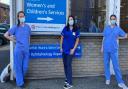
[73,32,76,36]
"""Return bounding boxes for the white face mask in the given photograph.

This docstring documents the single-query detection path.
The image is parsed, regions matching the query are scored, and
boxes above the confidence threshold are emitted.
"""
[110,20,116,25]
[69,20,74,26]
[19,17,25,23]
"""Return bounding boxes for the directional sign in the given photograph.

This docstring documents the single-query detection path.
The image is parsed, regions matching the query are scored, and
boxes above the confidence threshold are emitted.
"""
[24,0,67,32]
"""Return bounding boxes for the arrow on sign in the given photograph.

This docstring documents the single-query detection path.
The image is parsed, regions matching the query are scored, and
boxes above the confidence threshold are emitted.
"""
[37,17,54,21]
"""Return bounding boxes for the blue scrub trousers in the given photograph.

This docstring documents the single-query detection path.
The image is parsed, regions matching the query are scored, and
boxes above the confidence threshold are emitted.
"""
[14,46,29,86]
[103,51,124,83]
[62,53,73,85]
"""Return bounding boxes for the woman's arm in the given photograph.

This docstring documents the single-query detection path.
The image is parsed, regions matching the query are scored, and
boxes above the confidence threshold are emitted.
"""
[4,32,15,42]
[101,37,104,53]
[70,38,79,55]
[29,37,31,44]
[60,36,63,52]
[119,34,128,39]
[73,38,79,50]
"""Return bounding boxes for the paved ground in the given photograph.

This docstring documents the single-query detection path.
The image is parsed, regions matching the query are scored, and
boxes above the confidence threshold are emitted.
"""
[0,76,128,89]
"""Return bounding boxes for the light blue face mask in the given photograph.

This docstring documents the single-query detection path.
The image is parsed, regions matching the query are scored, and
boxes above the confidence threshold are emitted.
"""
[19,17,25,23]
[69,20,74,26]
[110,20,116,25]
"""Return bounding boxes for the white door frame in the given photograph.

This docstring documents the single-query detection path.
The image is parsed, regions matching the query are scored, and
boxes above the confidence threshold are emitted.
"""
[10,0,23,80]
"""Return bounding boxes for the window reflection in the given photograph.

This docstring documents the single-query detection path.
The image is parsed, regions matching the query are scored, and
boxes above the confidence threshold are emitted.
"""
[71,0,106,33]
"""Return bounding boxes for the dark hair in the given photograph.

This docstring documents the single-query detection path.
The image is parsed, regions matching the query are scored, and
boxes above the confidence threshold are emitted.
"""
[66,15,78,32]
[17,11,25,26]
[110,14,117,26]
[110,14,117,19]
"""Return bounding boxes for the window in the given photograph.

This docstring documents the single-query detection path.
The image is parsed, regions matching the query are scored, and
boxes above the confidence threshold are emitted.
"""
[120,0,128,33]
[71,0,106,33]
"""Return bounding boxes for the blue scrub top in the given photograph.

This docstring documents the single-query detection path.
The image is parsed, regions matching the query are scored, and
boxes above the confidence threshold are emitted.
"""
[8,24,31,49]
[61,26,80,54]
[103,25,126,52]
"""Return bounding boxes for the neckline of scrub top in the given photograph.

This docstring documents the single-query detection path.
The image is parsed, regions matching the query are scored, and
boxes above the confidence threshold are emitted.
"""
[109,25,117,29]
[69,28,73,32]
[19,24,27,28]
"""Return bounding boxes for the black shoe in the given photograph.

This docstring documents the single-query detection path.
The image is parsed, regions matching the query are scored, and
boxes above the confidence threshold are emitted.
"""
[65,80,68,84]
[63,84,73,89]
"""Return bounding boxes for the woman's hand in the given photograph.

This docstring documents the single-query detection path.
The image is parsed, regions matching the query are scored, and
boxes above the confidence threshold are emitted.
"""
[60,48,63,53]
[9,36,16,42]
[70,48,75,55]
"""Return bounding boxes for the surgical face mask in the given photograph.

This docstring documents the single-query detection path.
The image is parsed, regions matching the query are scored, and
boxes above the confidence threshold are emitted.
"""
[19,17,25,23]
[69,20,74,26]
[110,20,116,25]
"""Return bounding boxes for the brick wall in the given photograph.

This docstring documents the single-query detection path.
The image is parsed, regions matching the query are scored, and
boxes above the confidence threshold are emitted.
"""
[26,36,128,79]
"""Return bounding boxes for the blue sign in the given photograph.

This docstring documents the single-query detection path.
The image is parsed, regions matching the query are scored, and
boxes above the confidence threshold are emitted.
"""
[29,44,82,59]
[24,0,67,32]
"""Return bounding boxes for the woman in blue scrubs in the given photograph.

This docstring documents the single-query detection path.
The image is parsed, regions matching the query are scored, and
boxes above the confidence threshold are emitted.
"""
[101,15,128,89]
[60,16,80,89]
[4,11,31,88]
